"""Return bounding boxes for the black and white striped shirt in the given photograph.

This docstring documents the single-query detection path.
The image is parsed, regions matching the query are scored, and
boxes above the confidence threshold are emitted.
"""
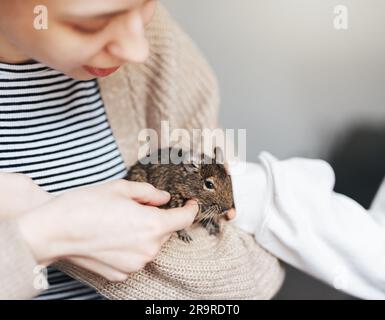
[0,60,128,299]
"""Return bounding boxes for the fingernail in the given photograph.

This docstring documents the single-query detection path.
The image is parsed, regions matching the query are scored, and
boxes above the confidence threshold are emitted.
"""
[186,199,198,205]
[185,201,199,217]
[162,190,170,197]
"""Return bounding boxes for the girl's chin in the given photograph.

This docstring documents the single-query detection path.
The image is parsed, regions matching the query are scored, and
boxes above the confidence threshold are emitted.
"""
[65,68,99,81]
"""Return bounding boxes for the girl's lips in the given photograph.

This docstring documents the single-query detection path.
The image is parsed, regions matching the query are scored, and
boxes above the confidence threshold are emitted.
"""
[83,65,120,77]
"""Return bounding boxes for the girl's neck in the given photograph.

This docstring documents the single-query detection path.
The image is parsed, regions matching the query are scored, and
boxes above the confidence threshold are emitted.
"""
[0,32,31,64]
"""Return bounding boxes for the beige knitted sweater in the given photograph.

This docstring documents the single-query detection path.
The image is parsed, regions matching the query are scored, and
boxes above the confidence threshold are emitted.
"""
[0,4,284,299]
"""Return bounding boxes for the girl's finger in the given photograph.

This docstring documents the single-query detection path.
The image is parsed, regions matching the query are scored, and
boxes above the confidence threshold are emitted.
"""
[67,256,128,282]
[160,233,173,246]
[158,200,199,234]
[113,180,170,206]
[88,251,149,273]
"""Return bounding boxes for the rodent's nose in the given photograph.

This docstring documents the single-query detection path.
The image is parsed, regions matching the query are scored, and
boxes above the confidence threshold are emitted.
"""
[225,208,236,220]
[220,204,234,215]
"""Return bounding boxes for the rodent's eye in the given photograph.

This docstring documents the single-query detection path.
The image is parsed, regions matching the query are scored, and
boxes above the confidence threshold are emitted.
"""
[204,179,215,190]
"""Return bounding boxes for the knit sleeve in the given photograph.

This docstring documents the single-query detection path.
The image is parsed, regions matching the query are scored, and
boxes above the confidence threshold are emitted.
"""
[142,3,220,139]
[0,219,41,299]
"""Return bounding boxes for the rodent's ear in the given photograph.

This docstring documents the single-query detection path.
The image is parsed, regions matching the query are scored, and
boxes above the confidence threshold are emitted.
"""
[213,146,225,164]
[182,151,201,173]
[183,161,200,173]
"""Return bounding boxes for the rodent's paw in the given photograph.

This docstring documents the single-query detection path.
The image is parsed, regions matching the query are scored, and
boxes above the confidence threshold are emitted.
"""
[177,229,193,243]
[204,221,221,236]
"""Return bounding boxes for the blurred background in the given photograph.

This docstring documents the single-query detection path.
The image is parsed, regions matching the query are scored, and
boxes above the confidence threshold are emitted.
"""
[162,0,385,299]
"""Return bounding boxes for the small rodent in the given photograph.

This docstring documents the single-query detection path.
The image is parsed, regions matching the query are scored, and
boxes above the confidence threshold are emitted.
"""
[125,147,235,242]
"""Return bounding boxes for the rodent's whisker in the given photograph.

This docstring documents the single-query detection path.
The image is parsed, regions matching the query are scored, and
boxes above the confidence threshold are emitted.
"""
[204,207,216,220]
[196,209,210,222]
[196,206,215,223]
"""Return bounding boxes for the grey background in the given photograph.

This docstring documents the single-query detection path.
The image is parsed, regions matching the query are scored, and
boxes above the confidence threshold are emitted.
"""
[162,0,385,299]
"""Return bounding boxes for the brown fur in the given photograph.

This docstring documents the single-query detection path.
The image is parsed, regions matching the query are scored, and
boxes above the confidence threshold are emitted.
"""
[125,147,235,242]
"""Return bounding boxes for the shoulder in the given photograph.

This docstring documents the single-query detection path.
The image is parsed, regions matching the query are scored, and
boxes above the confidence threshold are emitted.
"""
[144,3,216,81]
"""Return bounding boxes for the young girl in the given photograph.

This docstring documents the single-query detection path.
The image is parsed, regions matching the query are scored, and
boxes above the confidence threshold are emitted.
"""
[0,0,217,299]
[0,0,272,300]
[1,0,384,300]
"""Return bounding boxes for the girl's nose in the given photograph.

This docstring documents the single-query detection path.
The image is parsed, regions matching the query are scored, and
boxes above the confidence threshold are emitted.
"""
[106,11,150,64]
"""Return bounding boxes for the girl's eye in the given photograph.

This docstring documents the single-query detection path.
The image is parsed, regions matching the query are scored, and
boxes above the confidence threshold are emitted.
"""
[204,179,215,190]
[71,20,109,34]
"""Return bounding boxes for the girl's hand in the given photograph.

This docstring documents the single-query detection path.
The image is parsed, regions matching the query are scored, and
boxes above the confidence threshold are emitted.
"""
[17,180,199,280]
[0,173,53,220]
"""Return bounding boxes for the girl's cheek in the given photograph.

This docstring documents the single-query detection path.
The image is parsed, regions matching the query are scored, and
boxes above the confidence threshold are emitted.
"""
[41,28,106,71]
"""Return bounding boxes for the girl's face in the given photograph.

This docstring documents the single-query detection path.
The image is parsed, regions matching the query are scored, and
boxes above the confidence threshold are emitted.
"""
[0,0,156,79]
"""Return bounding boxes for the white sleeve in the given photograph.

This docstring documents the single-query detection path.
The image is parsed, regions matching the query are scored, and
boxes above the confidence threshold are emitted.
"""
[369,180,385,226]
[228,152,385,300]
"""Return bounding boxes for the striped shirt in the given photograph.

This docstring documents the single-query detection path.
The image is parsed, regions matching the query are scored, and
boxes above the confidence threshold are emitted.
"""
[0,60,128,299]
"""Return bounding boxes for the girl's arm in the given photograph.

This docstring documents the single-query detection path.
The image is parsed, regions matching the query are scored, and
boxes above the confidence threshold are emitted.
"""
[229,152,385,300]
[0,173,53,299]
[0,220,41,299]
[0,173,198,299]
